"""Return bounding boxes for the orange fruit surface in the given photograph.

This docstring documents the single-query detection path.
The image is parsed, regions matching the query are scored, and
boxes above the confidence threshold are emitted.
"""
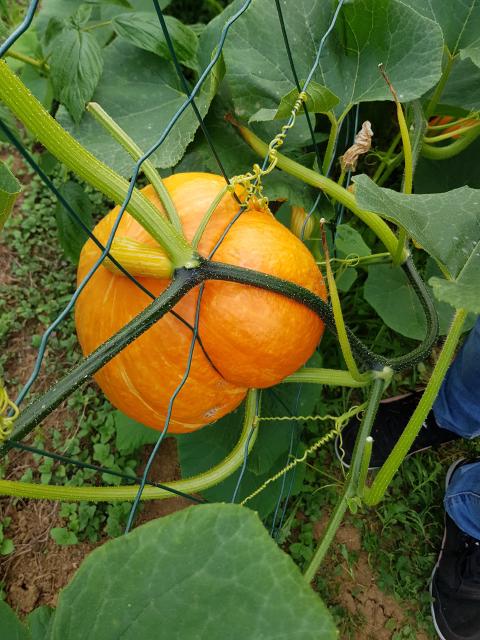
[75,173,326,433]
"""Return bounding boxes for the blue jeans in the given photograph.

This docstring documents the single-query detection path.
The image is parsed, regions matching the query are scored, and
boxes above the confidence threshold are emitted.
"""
[433,319,480,539]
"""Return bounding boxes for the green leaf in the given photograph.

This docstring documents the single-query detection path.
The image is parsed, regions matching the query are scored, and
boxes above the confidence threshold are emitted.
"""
[336,267,358,293]
[400,0,480,60]
[27,607,54,640]
[355,175,480,316]
[57,39,220,175]
[54,181,94,263]
[50,504,336,640]
[46,20,103,122]
[439,58,480,110]
[0,161,22,232]
[461,44,480,68]
[416,137,480,193]
[353,174,480,279]
[335,224,371,258]
[113,410,159,455]
[0,537,14,555]
[250,81,339,122]
[19,66,53,111]
[430,251,480,313]
[112,13,198,70]
[222,0,443,117]
[0,601,29,640]
[363,261,474,340]
[50,527,78,546]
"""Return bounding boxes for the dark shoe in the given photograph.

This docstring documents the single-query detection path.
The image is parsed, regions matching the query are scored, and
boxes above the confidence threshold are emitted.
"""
[335,391,461,469]
[431,459,480,640]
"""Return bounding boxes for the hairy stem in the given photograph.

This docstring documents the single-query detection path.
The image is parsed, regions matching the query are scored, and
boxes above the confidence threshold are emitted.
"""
[421,126,480,159]
[0,390,259,501]
[283,368,371,387]
[425,50,456,119]
[87,102,184,236]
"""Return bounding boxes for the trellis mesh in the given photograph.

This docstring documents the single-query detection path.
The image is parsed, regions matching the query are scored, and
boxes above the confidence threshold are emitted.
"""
[0,0,358,537]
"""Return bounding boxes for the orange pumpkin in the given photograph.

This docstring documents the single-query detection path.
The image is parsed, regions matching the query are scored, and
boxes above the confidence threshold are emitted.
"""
[75,173,326,433]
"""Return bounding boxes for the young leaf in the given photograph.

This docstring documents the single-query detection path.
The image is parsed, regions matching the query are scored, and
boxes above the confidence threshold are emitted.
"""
[50,504,337,639]
[54,180,94,263]
[112,13,198,70]
[50,527,78,546]
[250,81,339,122]
[46,19,103,122]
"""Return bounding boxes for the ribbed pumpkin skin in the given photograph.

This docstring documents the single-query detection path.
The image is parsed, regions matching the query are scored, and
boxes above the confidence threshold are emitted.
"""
[75,173,326,433]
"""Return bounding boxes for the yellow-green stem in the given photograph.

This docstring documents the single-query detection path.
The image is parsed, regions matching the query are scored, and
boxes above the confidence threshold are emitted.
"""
[372,131,402,183]
[192,185,229,249]
[323,111,338,174]
[87,102,184,236]
[427,114,479,130]
[283,368,372,387]
[421,126,480,159]
[321,223,368,382]
[6,50,47,70]
[235,122,405,261]
[0,60,196,268]
[357,436,373,498]
[424,122,480,143]
[378,65,412,265]
[425,50,456,119]
[104,238,172,278]
[0,390,259,502]
[364,308,467,505]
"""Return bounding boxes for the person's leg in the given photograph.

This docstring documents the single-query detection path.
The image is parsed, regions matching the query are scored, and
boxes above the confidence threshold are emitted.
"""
[434,319,480,438]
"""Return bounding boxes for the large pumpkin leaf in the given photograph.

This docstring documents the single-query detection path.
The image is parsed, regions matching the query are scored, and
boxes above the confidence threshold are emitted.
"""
[439,58,480,111]
[50,504,337,640]
[401,0,480,62]
[57,39,221,176]
[354,175,480,313]
[221,0,443,118]
[0,601,29,640]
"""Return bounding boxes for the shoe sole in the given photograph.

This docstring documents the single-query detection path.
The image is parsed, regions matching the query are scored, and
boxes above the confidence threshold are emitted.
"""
[429,458,466,640]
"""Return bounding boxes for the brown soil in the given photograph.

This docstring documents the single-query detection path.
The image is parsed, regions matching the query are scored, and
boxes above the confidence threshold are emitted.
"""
[0,437,190,615]
[312,516,431,640]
